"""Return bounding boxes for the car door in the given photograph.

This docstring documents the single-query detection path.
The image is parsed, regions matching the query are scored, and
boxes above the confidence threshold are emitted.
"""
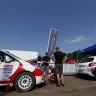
[0,51,19,82]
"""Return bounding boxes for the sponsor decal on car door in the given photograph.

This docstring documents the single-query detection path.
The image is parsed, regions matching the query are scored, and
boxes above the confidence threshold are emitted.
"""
[0,55,19,81]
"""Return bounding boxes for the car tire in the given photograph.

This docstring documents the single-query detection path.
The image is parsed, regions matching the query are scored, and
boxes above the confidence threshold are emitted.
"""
[77,73,83,78]
[14,72,35,92]
[92,67,96,76]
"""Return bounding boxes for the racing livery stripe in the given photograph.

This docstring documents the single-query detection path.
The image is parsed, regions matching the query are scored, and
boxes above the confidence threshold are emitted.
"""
[32,69,44,76]
[0,81,9,84]
[9,62,25,83]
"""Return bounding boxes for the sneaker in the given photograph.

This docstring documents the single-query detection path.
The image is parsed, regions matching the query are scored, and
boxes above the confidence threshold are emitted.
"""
[61,84,65,87]
[49,79,55,83]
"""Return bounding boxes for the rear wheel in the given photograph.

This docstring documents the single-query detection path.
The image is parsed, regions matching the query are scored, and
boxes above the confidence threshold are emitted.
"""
[92,68,96,80]
[14,72,35,92]
[77,73,84,78]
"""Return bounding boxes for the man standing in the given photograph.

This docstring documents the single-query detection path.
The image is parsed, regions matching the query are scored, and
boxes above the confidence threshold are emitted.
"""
[42,52,50,75]
[51,47,67,87]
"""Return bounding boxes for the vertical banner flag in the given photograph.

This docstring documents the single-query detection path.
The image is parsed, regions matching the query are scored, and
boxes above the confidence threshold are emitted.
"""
[47,28,58,57]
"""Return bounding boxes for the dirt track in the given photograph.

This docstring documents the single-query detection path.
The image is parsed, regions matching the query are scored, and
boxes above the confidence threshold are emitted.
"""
[0,75,96,96]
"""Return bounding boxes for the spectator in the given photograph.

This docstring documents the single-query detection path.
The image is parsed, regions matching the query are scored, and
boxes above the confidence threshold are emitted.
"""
[42,52,50,75]
[51,47,67,87]
[38,55,42,61]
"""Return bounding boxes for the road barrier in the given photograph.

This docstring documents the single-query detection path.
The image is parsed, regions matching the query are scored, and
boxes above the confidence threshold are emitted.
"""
[63,63,76,75]
[49,63,77,75]
[37,61,77,75]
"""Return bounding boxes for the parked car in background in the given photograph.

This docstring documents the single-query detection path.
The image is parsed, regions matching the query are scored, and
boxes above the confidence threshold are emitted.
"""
[76,56,96,77]
[0,50,44,92]
[67,59,77,64]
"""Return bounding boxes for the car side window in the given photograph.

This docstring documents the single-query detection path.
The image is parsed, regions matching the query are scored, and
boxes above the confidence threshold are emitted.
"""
[0,51,18,64]
[80,58,94,63]
[4,54,16,63]
[86,58,94,62]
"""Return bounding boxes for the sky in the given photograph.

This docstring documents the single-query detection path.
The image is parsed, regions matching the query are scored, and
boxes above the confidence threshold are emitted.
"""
[0,0,96,56]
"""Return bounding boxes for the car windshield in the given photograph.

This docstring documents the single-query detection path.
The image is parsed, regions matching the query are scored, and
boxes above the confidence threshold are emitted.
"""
[79,58,94,63]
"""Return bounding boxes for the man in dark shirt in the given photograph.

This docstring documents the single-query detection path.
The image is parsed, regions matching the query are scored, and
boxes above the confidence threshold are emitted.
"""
[42,52,50,75]
[51,47,67,87]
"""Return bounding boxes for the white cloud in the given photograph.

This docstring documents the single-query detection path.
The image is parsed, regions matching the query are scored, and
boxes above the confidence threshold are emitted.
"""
[64,36,90,44]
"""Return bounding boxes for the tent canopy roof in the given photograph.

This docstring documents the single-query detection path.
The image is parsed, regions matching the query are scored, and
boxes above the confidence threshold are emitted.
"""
[77,44,96,55]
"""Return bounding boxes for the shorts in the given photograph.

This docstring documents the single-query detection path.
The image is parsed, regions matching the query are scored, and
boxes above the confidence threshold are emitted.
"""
[54,64,63,75]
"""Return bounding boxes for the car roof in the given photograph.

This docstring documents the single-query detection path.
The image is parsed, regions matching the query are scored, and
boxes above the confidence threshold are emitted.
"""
[88,56,96,58]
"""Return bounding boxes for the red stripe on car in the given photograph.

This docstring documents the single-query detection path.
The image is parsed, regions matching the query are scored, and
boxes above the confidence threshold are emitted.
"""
[32,69,44,76]
[9,62,25,83]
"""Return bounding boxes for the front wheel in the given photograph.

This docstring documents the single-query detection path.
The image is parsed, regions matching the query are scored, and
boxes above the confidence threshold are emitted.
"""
[14,72,35,92]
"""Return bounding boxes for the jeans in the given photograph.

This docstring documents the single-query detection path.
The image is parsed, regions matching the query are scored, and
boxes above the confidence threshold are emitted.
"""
[43,66,49,75]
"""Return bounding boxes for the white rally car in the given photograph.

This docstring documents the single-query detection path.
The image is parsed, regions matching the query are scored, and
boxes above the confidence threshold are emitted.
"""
[0,50,44,92]
[76,56,96,77]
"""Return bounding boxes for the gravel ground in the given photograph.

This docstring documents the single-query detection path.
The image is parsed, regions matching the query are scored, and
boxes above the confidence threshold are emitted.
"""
[0,75,96,96]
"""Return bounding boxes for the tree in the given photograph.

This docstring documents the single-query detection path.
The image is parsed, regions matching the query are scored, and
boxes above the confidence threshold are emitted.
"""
[67,51,88,62]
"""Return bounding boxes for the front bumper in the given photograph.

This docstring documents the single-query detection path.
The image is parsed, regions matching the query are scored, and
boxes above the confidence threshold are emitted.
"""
[76,68,94,77]
[35,73,45,84]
